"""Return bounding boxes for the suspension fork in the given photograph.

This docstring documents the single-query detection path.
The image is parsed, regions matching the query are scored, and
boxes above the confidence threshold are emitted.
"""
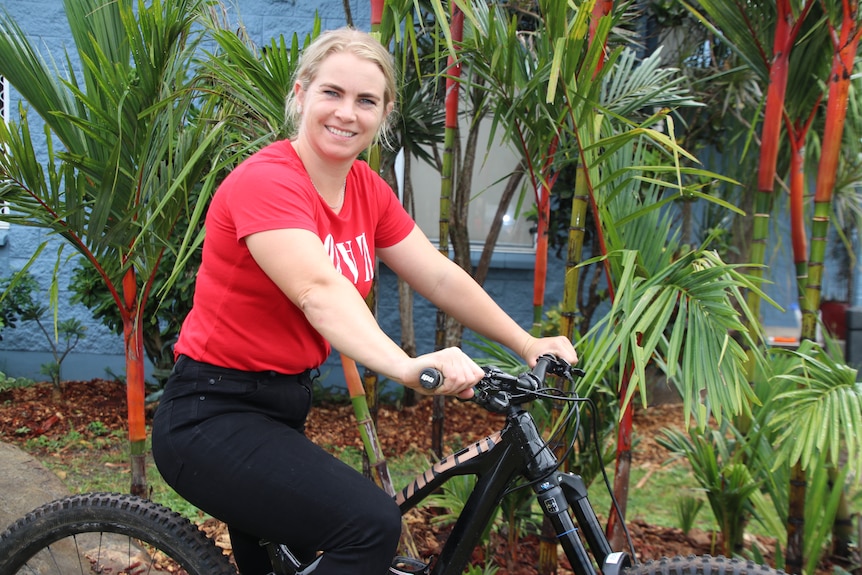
[534,473,632,575]
[505,409,599,575]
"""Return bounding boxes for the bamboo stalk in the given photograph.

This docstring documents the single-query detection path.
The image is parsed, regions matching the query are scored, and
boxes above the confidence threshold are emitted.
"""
[431,3,464,458]
[121,267,147,497]
[341,353,420,558]
[798,11,861,563]
[531,137,559,332]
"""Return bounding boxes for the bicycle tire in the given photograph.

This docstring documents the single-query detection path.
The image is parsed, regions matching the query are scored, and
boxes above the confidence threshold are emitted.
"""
[623,554,787,575]
[0,492,236,575]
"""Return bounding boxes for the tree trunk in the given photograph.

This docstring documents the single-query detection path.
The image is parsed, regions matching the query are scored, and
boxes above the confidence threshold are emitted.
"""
[397,151,419,407]
[804,10,861,560]
[450,87,482,275]
[529,137,559,335]
[606,366,633,549]
[475,162,524,286]
[786,118,813,306]
[121,268,147,497]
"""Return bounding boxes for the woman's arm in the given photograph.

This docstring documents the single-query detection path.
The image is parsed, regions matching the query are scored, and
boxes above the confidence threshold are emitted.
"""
[245,227,481,396]
[378,226,578,367]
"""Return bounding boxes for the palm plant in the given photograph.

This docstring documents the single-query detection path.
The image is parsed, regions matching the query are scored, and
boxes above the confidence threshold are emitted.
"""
[458,0,567,335]
[422,0,466,459]
[0,0,229,495]
[802,2,861,341]
[686,0,815,338]
[557,4,762,555]
[198,21,311,145]
[571,119,765,551]
[658,425,760,556]
[684,2,862,569]
[574,138,763,421]
[769,342,862,571]
[432,0,767,567]
[378,0,447,409]
[740,340,862,572]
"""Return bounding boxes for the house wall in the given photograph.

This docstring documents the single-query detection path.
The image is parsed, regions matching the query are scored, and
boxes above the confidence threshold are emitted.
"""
[0,0,564,391]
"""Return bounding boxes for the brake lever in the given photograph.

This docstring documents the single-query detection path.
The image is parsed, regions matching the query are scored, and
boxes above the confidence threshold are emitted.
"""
[540,355,585,380]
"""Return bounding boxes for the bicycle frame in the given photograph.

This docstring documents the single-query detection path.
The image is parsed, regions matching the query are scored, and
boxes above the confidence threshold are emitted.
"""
[394,404,631,575]
[266,357,634,575]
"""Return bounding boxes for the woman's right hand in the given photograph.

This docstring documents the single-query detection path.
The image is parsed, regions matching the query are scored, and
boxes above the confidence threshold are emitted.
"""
[401,347,482,400]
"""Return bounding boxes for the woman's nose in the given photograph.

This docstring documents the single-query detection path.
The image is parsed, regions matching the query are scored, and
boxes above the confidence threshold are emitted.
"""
[334,99,357,121]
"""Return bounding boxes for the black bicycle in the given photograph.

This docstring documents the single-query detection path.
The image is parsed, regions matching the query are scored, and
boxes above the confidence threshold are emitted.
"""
[0,355,786,575]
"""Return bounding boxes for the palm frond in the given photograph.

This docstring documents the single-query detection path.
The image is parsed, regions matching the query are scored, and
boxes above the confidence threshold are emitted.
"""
[769,341,862,474]
[0,0,227,304]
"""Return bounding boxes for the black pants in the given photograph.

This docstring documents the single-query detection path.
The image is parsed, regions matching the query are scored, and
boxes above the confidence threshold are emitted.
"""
[151,355,402,575]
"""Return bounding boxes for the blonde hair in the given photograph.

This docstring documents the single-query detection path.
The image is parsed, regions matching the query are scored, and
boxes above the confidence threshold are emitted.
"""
[286,27,397,140]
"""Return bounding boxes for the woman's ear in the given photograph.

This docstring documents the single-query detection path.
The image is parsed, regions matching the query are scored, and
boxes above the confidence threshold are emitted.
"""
[294,81,305,109]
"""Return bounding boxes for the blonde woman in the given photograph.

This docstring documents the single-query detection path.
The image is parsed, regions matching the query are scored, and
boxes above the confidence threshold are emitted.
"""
[152,27,577,574]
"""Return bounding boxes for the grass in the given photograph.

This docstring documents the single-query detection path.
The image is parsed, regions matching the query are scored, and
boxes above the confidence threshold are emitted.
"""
[327,445,438,492]
[587,461,716,530]
[23,428,445,523]
[25,428,208,520]
[320,442,717,533]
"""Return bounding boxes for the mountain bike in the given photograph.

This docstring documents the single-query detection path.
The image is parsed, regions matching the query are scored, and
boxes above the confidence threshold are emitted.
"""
[0,355,786,575]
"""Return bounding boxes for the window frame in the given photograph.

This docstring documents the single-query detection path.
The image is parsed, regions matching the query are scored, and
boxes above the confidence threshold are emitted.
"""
[0,76,10,234]
[0,75,8,124]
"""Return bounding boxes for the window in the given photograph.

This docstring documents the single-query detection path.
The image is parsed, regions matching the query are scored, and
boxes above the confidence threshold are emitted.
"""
[408,118,535,258]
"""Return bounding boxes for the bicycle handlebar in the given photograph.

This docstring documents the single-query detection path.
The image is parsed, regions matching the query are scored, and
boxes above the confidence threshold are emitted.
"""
[419,368,444,390]
[419,354,583,413]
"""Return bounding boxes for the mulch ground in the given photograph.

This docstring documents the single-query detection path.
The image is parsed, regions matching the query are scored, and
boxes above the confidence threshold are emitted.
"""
[0,378,829,574]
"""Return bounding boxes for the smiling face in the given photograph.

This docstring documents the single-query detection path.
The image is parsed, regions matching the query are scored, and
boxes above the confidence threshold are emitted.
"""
[294,51,393,166]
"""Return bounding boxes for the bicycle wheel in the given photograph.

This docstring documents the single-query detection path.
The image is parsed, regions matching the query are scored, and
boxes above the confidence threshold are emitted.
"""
[623,555,787,575]
[0,492,236,575]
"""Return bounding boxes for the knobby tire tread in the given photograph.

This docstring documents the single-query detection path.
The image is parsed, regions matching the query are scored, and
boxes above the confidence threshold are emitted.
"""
[0,491,235,575]
[624,554,787,575]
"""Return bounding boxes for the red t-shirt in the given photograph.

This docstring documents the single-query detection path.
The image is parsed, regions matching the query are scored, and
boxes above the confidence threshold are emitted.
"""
[174,140,415,373]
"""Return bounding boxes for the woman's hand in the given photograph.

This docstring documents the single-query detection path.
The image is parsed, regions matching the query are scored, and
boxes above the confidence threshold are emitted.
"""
[520,335,579,368]
[400,347,482,400]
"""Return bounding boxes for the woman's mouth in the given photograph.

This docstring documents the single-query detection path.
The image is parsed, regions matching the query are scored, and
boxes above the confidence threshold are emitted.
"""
[327,126,356,138]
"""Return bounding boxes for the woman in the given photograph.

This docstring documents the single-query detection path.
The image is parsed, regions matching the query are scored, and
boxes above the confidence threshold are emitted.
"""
[152,27,578,575]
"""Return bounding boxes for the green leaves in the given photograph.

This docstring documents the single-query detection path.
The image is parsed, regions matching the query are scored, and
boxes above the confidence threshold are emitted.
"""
[0,0,226,315]
[200,23,310,144]
[769,341,862,475]
[580,247,762,429]
[658,424,760,554]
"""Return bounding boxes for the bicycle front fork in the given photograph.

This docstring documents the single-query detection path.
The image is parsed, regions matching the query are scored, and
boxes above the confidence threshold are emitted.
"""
[534,472,633,575]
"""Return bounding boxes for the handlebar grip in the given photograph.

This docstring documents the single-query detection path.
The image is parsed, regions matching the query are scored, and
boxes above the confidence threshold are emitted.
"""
[530,355,553,386]
[419,368,443,390]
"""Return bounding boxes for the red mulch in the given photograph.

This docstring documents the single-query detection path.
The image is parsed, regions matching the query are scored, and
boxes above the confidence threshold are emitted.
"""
[0,379,829,574]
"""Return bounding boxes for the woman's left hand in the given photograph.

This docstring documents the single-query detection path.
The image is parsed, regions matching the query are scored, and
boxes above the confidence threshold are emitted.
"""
[520,335,578,367]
